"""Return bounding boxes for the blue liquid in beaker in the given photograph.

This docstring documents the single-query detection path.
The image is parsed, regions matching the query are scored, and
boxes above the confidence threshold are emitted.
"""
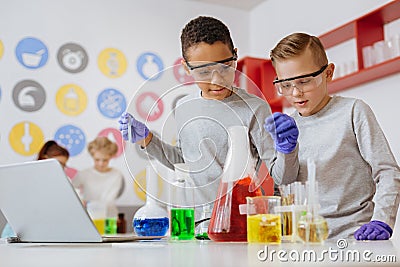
[133,217,169,236]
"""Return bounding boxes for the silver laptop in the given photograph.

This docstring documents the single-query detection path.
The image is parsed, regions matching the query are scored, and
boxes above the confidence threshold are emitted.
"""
[0,159,164,243]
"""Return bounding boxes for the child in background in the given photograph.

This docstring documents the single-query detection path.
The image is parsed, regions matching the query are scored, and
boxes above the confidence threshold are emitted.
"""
[36,140,78,179]
[264,32,400,240]
[119,16,276,210]
[37,140,69,168]
[72,136,125,203]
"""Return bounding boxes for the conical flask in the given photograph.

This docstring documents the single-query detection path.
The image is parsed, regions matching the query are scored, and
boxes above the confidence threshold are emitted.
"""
[208,126,263,242]
[133,164,169,236]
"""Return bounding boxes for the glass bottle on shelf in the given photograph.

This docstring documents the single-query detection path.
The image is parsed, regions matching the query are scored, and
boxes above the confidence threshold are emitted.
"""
[117,213,126,234]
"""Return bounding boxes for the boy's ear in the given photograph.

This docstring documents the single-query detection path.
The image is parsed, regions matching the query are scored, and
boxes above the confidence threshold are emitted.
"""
[326,63,335,82]
[181,58,191,75]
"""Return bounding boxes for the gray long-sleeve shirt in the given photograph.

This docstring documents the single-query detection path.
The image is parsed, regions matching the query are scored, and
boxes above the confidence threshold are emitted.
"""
[144,88,276,207]
[275,95,400,239]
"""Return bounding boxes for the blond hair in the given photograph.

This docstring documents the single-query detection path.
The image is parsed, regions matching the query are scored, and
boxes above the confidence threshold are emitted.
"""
[270,32,328,67]
[88,136,118,157]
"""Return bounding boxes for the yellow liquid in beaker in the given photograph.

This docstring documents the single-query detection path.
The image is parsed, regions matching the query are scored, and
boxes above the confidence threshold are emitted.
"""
[93,219,105,235]
[247,214,281,243]
[297,217,329,243]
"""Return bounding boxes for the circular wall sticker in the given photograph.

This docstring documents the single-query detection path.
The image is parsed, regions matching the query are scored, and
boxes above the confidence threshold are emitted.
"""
[0,40,4,60]
[173,58,194,84]
[54,125,86,157]
[135,92,164,122]
[56,84,87,116]
[15,37,48,69]
[9,121,44,156]
[98,48,127,78]
[136,52,164,81]
[12,80,46,112]
[133,167,164,202]
[57,43,88,73]
[97,88,126,119]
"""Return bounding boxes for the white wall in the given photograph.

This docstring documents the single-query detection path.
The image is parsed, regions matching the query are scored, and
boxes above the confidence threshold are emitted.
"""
[1,0,399,240]
[249,0,400,162]
[0,0,250,206]
[249,0,400,242]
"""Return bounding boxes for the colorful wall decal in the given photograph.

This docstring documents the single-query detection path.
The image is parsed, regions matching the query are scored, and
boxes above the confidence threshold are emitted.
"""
[56,84,87,116]
[173,58,194,84]
[15,37,48,69]
[133,167,164,202]
[0,39,4,60]
[97,88,126,119]
[12,80,46,112]
[98,48,127,78]
[9,121,44,156]
[54,125,86,157]
[136,52,164,81]
[97,128,124,157]
[57,43,88,73]
[135,92,164,122]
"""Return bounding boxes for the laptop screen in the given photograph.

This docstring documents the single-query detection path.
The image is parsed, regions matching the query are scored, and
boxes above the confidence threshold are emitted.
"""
[0,159,102,242]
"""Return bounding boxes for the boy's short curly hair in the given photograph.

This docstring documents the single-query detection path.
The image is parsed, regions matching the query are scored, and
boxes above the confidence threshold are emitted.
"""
[180,16,234,60]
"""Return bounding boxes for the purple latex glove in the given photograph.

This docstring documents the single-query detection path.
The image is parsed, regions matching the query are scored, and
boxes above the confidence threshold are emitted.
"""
[354,220,393,240]
[264,112,299,154]
[118,112,149,143]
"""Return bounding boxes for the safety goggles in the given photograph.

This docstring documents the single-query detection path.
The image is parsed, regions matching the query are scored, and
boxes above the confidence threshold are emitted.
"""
[273,64,328,96]
[185,53,237,81]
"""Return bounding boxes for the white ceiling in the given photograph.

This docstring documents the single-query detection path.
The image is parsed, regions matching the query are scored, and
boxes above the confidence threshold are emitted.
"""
[185,0,267,11]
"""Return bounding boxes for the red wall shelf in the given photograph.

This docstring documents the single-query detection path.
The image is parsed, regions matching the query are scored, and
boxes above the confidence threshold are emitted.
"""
[237,0,400,108]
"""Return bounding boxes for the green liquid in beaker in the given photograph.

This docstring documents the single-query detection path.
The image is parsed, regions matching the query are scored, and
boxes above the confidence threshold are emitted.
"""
[105,217,117,234]
[170,208,195,240]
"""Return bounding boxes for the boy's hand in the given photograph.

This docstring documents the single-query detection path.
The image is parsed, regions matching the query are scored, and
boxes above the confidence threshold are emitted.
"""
[354,220,392,240]
[264,112,299,154]
[118,112,149,143]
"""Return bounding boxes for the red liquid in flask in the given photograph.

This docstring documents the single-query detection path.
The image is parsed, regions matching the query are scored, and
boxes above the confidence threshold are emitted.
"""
[208,176,262,242]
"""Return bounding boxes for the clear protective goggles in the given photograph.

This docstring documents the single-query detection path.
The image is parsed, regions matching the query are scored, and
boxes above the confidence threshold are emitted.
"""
[273,64,328,96]
[185,53,237,82]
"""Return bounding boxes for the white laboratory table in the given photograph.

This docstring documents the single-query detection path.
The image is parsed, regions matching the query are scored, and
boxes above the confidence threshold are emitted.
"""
[0,238,399,267]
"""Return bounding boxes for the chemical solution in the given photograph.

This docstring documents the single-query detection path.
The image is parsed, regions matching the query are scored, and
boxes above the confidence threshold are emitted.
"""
[93,219,105,235]
[133,217,169,236]
[170,208,195,240]
[105,217,117,234]
[208,176,262,242]
[247,214,281,243]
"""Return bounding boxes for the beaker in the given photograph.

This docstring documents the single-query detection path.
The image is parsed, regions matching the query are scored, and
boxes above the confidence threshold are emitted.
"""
[208,126,263,242]
[86,201,107,235]
[169,163,195,241]
[297,160,328,243]
[105,202,118,235]
[133,164,169,236]
[277,182,306,242]
[246,196,282,244]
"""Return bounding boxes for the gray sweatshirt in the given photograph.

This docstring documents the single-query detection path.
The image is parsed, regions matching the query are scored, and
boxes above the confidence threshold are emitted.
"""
[275,95,400,239]
[144,88,275,207]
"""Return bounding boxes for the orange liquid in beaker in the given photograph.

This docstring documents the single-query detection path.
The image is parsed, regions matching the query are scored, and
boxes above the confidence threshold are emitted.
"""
[208,176,262,242]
